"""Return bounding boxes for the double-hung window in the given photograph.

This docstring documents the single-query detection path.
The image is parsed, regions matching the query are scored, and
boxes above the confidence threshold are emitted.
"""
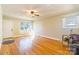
[63,16,79,29]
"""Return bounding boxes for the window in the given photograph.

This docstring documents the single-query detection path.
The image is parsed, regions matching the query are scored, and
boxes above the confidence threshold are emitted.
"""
[20,21,33,33]
[63,16,79,29]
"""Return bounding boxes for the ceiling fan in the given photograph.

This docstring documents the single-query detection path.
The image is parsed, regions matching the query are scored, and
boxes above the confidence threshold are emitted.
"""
[25,10,40,17]
[30,10,40,16]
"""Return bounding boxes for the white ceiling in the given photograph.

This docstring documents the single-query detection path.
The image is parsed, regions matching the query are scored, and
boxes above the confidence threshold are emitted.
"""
[2,4,79,20]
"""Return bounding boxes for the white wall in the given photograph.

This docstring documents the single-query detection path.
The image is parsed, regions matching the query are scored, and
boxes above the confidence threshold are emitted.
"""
[3,16,31,38]
[34,15,79,40]
[0,5,2,49]
[34,17,63,40]
[3,19,14,38]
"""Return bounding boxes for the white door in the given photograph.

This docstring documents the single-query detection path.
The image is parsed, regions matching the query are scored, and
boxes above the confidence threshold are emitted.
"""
[3,19,14,38]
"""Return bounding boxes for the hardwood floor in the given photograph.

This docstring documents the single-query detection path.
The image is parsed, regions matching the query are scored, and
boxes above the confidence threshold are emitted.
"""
[0,36,73,55]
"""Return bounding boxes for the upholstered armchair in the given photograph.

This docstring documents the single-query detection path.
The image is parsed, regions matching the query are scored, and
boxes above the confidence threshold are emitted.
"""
[70,34,79,44]
[69,34,79,55]
[62,34,79,54]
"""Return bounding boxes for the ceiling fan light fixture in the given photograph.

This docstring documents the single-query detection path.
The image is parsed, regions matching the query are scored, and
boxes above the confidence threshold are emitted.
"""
[30,11,34,14]
[25,10,40,17]
[30,10,40,16]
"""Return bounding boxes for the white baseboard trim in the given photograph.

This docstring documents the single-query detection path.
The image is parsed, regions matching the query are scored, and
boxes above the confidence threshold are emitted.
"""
[39,35,62,41]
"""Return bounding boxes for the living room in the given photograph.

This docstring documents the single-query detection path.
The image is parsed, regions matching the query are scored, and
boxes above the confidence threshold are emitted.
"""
[0,4,79,55]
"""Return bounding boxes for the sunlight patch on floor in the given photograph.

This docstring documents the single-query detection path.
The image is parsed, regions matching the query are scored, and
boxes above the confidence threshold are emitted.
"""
[19,30,35,53]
